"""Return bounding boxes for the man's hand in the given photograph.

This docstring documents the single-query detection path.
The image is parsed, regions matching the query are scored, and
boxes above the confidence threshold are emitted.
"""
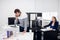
[23,30,26,33]
[16,17,18,20]
[22,30,26,35]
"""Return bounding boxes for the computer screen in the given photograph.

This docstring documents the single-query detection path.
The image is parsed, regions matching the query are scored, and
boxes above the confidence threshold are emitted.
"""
[37,13,42,17]
[8,17,15,25]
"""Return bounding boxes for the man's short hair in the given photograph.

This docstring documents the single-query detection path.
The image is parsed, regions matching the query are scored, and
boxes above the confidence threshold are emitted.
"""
[14,9,21,13]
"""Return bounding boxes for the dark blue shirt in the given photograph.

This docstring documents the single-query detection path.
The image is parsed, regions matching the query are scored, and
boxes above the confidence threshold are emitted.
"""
[44,21,59,30]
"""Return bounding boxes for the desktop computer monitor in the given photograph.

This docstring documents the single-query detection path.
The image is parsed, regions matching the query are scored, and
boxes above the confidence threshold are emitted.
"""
[37,13,42,17]
[8,17,15,25]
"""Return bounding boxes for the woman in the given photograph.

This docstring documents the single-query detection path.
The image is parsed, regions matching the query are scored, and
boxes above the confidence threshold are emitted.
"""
[44,16,59,30]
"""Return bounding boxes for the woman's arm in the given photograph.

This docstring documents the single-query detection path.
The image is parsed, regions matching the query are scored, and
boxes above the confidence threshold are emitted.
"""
[44,21,52,28]
[54,22,59,30]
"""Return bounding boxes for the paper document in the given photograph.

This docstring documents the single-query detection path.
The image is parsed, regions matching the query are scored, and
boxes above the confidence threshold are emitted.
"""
[41,27,55,31]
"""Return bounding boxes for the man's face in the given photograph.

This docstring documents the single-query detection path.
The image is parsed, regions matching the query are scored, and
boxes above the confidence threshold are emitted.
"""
[15,12,21,17]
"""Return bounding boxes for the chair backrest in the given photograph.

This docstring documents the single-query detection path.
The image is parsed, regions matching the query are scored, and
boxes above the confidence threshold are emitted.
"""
[57,25,60,31]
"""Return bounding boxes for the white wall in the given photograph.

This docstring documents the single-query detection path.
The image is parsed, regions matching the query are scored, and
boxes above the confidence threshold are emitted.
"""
[0,0,35,26]
[0,0,58,26]
[58,0,60,24]
[35,0,58,12]
[35,0,58,21]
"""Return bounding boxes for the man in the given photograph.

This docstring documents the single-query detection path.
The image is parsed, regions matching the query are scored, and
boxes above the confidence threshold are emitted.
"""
[14,9,29,32]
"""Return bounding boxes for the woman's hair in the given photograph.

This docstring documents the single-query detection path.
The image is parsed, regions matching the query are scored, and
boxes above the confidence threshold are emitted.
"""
[53,16,57,22]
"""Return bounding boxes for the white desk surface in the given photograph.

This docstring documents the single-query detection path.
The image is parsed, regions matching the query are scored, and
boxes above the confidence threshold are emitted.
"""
[3,32,33,40]
[0,25,33,40]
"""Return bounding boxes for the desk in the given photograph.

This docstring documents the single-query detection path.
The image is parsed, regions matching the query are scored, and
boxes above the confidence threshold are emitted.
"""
[3,33,33,40]
[41,28,58,40]
[0,25,19,39]
[43,31,57,40]
[33,29,58,40]
[0,25,33,40]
